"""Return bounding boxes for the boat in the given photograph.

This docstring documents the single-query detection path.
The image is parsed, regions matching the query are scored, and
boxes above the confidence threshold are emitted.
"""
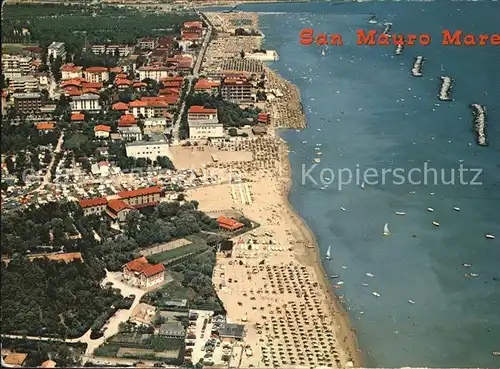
[361,283,369,287]
[360,182,365,189]
[492,351,500,357]
[432,221,440,227]
[340,207,346,211]
[427,207,434,212]
[462,263,472,267]
[325,245,332,260]
[408,300,415,304]
[395,212,406,216]
[314,158,321,163]
[365,272,375,277]
[368,14,377,24]
[453,206,460,211]
[372,292,381,297]
[330,274,340,279]
[322,48,326,56]
[383,223,391,236]
[336,281,344,285]
[485,234,495,239]
[471,273,479,277]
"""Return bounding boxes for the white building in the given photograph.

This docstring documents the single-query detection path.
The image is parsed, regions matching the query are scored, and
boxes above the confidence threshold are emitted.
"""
[2,54,33,78]
[48,42,67,61]
[84,67,109,83]
[138,66,169,82]
[70,93,101,113]
[187,106,224,139]
[119,126,143,141]
[9,76,39,92]
[144,117,169,133]
[61,64,83,80]
[125,135,171,161]
[91,161,110,177]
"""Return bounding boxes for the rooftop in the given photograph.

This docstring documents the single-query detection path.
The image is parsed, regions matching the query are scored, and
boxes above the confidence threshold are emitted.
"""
[124,256,165,277]
[188,105,217,114]
[118,186,162,199]
[218,323,245,338]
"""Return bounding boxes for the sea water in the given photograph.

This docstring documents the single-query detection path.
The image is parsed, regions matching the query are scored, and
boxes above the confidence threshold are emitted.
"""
[208,1,500,366]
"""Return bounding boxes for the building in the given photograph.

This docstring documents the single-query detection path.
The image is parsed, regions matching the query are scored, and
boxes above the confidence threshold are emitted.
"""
[119,125,142,141]
[194,78,221,95]
[106,199,132,221]
[138,37,158,50]
[36,122,55,133]
[138,66,169,82]
[70,93,101,113]
[79,197,108,216]
[123,257,165,288]
[9,75,39,92]
[217,216,244,231]
[221,78,252,103]
[119,114,137,127]
[131,303,157,325]
[252,125,267,136]
[144,116,170,133]
[2,54,33,78]
[181,21,203,40]
[125,138,170,161]
[61,64,83,80]
[94,125,111,138]
[218,323,245,342]
[48,42,66,60]
[119,186,162,207]
[91,44,132,57]
[2,91,7,116]
[187,106,223,139]
[3,352,28,367]
[158,322,186,339]
[258,112,270,124]
[91,161,111,177]
[12,92,42,115]
[84,67,109,83]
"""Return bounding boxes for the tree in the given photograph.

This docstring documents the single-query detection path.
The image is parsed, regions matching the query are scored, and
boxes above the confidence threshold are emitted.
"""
[50,55,63,83]
[240,50,245,58]
[228,127,238,137]
[157,156,175,169]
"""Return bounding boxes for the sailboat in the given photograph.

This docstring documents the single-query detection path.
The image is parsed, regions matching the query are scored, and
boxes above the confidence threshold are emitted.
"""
[325,245,332,260]
[322,48,326,56]
[383,223,391,236]
[360,181,365,190]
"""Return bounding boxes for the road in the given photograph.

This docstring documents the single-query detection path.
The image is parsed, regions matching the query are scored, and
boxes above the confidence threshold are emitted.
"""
[172,12,213,142]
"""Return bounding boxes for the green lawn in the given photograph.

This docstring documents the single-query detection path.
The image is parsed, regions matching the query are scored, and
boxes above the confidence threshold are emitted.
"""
[63,134,88,150]
[146,243,207,264]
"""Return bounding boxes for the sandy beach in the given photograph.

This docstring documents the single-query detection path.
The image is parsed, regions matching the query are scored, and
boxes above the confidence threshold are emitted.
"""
[172,11,363,368]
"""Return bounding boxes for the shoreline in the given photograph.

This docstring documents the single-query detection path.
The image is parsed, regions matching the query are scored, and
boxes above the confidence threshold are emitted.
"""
[279,163,364,367]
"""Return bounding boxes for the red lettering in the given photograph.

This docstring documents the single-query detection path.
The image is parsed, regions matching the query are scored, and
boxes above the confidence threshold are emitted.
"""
[463,34,476,46]
[442,30,462,45]
[378,34,390,45]
[420,34,431,46]
[300,29,314,45]
[316,33,328,45]
[356,30,377,45]
[393,35,405,46]
[478,35,489,46]
[492,34,500,46]
[406,34,417,46]
[329,34,343,45]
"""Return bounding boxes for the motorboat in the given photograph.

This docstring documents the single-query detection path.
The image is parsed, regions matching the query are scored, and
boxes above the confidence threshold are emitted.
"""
[336,281,344,285]
[453,207,460,211]
[340,207,346,211]
[395,212,406,216]
[361,283,369,287]
[408,300,415,304]
[432,221,440,227]
[365,272,375,277]
[372,292,381,297]
[462,263,472,267]
[383,223,391,236]
[314,158,321,163]
[325,245,332,260]
[427,207,434,212]
[492,351,500,356]
[485,234,495,240]
[330,274,340,279]
[322,48,326,56]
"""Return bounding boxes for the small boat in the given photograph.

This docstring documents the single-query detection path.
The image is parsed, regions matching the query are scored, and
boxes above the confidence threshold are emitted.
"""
[408,300,415,304]
[432,221,440,227]
[341,265,347,269]
[383,223,391,236]
[360,181,365,190]
[471,273,479,277]
[325,245,332,260]
[485,234,495,240]
[365,272,375,277]
[453,206,460,211]
[322,48,326,56]
[427,207,434,212]
[361,283,369,287]
[340,207,346,211]
[330,274,340,279]
[492,351,500,356]
[336,281,344,285]
[314,158,321,163]
[372,292,381,297]
[395,212,406,216]
[462,263,472,267]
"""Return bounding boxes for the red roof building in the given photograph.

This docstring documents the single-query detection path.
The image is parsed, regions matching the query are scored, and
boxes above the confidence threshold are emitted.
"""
[217,216,245,231]
[112,102,129,111]
[188,106,217,114]
[36,122,55,131]
[71,113,85,121]
[94,125,111,132]
[258,112,270,124]
[119,114,137,126]
[122,256,166,288]
[194,79,221,94]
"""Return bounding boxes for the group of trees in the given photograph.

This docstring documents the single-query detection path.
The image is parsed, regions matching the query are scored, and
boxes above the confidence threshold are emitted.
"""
[2,4,198,55]
[1,120,60,154]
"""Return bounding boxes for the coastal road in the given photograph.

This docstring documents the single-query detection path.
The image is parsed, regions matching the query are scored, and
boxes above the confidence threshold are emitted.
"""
[173,12,213,142]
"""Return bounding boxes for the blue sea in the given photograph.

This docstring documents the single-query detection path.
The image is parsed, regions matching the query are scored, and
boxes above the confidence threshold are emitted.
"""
[205,1,500,367]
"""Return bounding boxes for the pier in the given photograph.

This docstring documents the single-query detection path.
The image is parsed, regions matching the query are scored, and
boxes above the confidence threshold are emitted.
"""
[411,56,424,77]
[470,104,488,146]
[438,76,453,101]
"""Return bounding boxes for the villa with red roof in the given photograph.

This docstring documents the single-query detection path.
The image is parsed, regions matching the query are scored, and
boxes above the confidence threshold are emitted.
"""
[194,78,221,95]
[122,256,166,289]
[84,67,109,83]
[112,102,129,112]
[94,125,111,138]
[187,106,223,139]
[217,216,245,231]
[61,64,83,81]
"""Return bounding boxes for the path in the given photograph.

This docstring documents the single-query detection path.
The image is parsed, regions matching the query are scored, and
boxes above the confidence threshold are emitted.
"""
[29,131,64,194]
